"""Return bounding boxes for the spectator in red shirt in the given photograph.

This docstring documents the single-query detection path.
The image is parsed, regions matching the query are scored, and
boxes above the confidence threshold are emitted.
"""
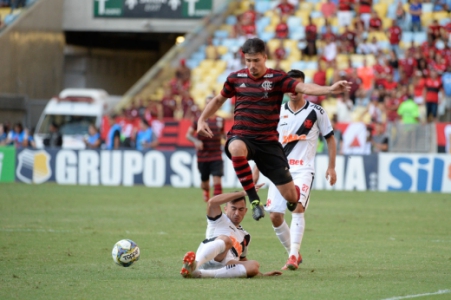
[240,13,257,37]
[161,89,177,119]
[348,69,363,104]
[368,11,382,31]
[387,20,402,56]
[275,16,289,39]
[341,25,357,53]
[273,39,287,60]
[241,3,258,26]
[337,0,354,27]
[313,62,327,86]
[276,0,295,16]
[399,52,417,78]
[423,69,443,122]
[321,0,337,19]
[358,0,373,30]
[322,24,336,41]
[382,73,398,91]
[428,19,442,41]
[304,16,318,57]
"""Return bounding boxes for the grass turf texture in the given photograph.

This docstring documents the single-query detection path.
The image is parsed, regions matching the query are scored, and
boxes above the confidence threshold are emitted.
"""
[1,183,450,300]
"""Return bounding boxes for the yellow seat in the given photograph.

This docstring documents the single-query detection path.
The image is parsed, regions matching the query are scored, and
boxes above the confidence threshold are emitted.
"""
[421,12,434,27]
[432,11,448,21]
[365,55,376,66]
[280,60,292,71]
[267,39,281,53]
[373,3,388,18]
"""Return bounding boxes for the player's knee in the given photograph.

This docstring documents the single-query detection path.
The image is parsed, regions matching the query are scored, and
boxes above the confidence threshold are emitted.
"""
[200,181,209,190]
[280,188,297,203]
[268,167,292,186]
[270,213,285,227]
[217,235,232,250]
[228,139,248,157]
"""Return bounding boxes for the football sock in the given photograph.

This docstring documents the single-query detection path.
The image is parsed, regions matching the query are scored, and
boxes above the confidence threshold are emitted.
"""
[213,183,222,196]
[231,156,259,202]
[289,213,305,258]
[199,264,247,278]
[273,220,291,255]
[203,189,210,202]
[195,239,226,267]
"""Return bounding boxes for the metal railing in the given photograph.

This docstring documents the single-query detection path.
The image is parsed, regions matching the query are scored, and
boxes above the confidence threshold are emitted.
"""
[388,123,435,153]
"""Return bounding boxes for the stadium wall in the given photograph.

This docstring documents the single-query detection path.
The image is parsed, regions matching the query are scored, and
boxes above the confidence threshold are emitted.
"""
[3,147,450,193]
[0,0,65,99]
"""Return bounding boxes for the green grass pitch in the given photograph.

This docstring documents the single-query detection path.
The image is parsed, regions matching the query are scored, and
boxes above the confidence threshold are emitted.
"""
[1,183,450,300]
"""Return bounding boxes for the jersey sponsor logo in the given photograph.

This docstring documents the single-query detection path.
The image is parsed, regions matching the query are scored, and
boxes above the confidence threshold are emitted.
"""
[263,74,274,78]
[289,159,304,166]
[261,80,273,91]
[282,134,307,144]
[304,120,313,129]
[239,83,247,88]
[237,73,247,77]
[280,122,288,126]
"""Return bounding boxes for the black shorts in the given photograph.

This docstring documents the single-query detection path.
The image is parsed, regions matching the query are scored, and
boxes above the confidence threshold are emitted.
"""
[225,136,292,185]
[198,160,224,182]
[426,102,438,118]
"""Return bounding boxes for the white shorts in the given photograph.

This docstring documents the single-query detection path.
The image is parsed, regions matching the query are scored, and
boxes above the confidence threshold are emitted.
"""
[265,172,315,214]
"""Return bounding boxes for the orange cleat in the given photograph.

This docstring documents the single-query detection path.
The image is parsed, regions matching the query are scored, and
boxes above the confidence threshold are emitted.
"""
[180,251,198,278]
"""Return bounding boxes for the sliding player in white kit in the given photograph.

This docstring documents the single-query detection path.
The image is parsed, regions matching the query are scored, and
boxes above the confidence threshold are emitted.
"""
[254,70,337,270]
[180,185,282,278]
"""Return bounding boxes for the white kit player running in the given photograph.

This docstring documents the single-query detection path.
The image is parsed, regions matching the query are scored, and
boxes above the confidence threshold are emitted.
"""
[180,185,282,279]
[254,69,337,270]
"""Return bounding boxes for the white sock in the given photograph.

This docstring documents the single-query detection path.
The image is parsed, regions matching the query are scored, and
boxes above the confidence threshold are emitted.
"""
[199,264,247,278]
[195,239,226,267]
[273,220,291,255]
[289,213,305,258]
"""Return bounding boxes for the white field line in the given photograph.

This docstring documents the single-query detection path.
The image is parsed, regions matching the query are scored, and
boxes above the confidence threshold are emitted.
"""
[381,289,451,300]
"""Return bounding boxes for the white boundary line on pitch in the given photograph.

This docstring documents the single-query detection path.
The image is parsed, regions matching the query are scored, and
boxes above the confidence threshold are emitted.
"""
[381,289,451,300]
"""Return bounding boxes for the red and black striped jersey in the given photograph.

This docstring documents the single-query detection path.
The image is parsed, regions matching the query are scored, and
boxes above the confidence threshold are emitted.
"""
[193,116,224,162]
[221,68,298,142]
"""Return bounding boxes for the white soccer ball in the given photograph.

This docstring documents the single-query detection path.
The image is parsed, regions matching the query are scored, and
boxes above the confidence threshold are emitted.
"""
[111,239,140,267]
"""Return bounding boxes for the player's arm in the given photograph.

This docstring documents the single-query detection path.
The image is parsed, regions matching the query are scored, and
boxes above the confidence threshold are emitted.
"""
[186,126,203,150]
[206,190,247,218]
[197,94,228,138]
[325,135,337,186]
[294,80,351,96]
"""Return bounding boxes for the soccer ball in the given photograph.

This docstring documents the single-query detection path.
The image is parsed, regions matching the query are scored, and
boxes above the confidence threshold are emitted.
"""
[111,239,140,267]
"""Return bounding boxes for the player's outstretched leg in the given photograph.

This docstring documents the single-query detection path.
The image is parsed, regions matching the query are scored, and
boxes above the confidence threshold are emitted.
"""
[231,156,264,220]
[180,251,199,278]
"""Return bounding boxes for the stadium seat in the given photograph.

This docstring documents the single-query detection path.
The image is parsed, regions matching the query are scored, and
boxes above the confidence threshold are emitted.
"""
[422,2,433,13]
[413,32,427,45]
[439,18,451,26]
[433,12,449,21]
[401,31,413,44]
[225,15,237,25]
[289,29,306,40]
[373,3,388,18]
[214,30,229,39]
[260,31,275,42]
[291,61,307,70]
[255,1,271,13]
[287,16,301,28]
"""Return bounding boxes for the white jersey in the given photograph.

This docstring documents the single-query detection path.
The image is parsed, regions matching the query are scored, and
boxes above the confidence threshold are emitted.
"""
[278,101,333,174]
[206,213,251,259]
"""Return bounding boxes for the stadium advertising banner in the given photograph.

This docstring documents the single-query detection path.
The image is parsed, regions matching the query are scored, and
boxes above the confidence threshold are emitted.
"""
[14,148,380,191]
[436,123,451,153]
[94,0,212,19]
[378,153,451,193]
[0,146,16,183]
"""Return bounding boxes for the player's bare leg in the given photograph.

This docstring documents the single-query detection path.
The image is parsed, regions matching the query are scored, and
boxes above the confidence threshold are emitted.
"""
[201,180,210,202]
[276,181,300,212]
[228,139,264,220]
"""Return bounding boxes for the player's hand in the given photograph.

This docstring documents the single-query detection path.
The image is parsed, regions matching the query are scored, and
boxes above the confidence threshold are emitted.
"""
[197,120,213,138]
[326,168,337,186]
[330,80,351,95]
[254,183,265,193]
[262,270,283,276]
[194,140,203,150]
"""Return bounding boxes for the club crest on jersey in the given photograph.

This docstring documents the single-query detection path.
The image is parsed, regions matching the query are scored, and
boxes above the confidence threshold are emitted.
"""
[304,120,313,129]
[237,73,247,77]
[261,80,272,91]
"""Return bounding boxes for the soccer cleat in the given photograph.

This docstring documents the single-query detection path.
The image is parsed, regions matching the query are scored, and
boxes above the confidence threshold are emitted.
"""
[282,253,303,270]
[286,201,297,212]
[251,200,265,221]
[180,251,199,278]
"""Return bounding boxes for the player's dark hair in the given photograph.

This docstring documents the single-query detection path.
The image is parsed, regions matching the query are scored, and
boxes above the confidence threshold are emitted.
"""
[287,69,305,81]
[242,38,266,55]
[227,193,247,206]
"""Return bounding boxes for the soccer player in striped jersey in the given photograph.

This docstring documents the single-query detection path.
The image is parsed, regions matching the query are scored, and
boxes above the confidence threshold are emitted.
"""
[197,38,349,221]
[180,186,282,278]
[254,70,337,270]
[186,95,226,201]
